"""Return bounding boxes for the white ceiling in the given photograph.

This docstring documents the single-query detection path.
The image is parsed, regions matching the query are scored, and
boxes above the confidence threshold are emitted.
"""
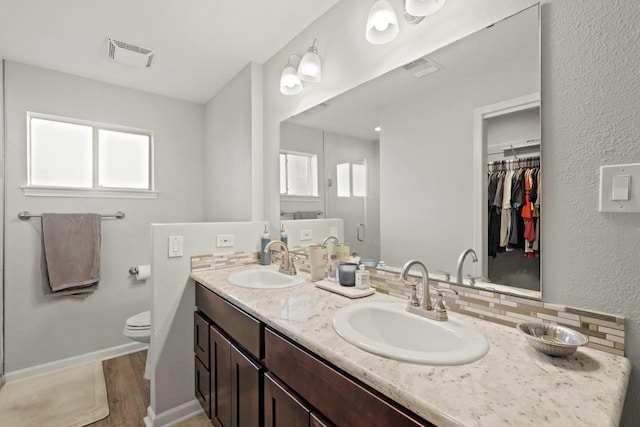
[0,0,341,103]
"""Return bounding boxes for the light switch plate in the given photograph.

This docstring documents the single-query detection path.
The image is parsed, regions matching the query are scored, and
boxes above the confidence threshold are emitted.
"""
[216,234,235,248]
[599,163,640,212]
[168,235,183,258]
[330,227,339,237]
[300,229,313,241]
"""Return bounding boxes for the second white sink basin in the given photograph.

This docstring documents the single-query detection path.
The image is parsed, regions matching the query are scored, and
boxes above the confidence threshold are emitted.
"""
[227,269,305,289]
[333,302,489,365]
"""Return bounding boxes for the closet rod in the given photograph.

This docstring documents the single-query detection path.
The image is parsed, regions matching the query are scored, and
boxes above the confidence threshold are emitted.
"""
[17,211,126,221]
[488,155,539,165]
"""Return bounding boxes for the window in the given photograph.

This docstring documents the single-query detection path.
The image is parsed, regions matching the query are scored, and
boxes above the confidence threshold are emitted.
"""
[336,161,367,198]
[280,150,318,197]
[25,113,155,198]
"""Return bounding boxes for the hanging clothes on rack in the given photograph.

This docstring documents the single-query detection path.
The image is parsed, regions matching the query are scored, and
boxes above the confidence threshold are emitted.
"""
[487,156,540,259]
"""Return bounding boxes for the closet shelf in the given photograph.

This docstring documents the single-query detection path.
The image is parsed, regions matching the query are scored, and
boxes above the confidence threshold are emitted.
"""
[487,138,540,156]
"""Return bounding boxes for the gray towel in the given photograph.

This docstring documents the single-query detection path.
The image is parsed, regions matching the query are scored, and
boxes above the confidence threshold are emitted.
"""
[42,213,101,293]
[293,211,318,220]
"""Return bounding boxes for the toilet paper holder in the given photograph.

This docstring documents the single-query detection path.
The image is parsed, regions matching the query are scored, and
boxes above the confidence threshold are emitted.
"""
[129,266,139,275]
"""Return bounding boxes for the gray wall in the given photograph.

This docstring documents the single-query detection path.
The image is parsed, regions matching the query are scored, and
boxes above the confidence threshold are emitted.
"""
[3,61,204,372]
[204,63,262,222]
[260,0,640,424]
[0,60,5,381]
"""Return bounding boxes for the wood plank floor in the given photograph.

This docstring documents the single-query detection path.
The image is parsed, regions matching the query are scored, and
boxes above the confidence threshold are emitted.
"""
[88,350,209,427]
[88,350,150,427]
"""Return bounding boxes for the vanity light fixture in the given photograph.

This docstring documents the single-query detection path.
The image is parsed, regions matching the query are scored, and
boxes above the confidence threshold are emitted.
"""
[366,0,448,45]
[365,0,400,45]
[298,39,322,82]
[280,39,323,95]
[280,54,304,95]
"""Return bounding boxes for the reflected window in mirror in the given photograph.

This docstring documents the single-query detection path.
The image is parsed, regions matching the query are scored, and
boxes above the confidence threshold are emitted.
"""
[280,150,319,197]
[337,162,367,198]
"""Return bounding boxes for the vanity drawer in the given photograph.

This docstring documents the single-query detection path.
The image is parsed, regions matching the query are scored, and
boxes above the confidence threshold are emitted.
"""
[194,311,210,369]
[264,328,433,427]
[196,282,263,359]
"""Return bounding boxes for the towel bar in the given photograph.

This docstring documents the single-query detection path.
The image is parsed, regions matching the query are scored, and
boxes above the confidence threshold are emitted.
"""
[18,211,126,220]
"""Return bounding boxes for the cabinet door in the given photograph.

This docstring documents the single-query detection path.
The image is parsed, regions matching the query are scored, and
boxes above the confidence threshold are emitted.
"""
[211,325,232,427]
[194,312,210,368]
[264,372,310,427]
[195,357,211,418]
[311,412,335,427]
[230,344,263,427]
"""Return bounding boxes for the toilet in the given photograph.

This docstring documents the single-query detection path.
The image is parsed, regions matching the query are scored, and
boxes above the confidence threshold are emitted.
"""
[123,310,152,379]
[123,310,151,344]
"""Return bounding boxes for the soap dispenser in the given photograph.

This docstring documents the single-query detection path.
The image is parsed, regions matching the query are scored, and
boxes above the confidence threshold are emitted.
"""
[260,225,271,265]
[355,264,370,290]
[280,224,288,247]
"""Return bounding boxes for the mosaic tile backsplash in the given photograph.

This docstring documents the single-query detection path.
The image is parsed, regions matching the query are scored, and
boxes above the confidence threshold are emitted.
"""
[192,247,625,357]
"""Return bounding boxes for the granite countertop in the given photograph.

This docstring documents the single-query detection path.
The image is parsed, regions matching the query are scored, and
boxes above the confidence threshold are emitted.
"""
[191,264,630,427]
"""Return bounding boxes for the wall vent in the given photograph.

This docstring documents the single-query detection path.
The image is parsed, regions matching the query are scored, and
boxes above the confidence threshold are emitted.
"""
[402,56,442,78]
[107,38,155,68]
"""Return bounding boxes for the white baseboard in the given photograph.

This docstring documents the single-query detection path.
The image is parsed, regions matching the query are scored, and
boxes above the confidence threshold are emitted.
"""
[143,400,203,427]
[4,341,148,382]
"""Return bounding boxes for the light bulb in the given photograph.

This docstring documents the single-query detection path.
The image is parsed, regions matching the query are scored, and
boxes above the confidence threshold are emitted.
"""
[280,62,303,95]
[366,0,399,45]
[298,39,322,83]
[405,0,446,17]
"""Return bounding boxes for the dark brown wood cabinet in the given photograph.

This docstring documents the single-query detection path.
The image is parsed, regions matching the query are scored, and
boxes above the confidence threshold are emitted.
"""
[195,284,264,427]
[264,372,311,427]
[210,325,232,427]
[195,282,433,427]
[231,344,263,427]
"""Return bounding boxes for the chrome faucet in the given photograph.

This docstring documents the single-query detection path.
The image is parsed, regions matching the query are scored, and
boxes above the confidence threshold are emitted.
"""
[401,260,432,310]
[400,260,458,321]
[321,235,339,246]
[456,248,478,284]
[264,240,296,276]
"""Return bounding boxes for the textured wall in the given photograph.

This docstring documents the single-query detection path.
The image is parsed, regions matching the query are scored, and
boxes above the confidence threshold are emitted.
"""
[541,1,640,424]
[262,0,640,424]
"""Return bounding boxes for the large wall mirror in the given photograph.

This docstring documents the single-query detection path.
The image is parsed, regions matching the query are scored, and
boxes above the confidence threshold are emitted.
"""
[280,5,541,298]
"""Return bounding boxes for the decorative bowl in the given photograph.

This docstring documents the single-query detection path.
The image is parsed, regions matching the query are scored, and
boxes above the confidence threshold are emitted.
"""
[359,259,378,268]
[516,322,588,357]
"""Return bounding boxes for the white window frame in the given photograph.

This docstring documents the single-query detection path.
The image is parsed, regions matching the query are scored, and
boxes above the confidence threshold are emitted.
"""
[280,149,319,201]
[23,112,158,199]
[336,161,367,198]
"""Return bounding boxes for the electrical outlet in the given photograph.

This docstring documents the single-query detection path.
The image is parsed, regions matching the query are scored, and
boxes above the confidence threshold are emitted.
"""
[330,227,338,237]
[216,234,235,248]
[300,229,313,241]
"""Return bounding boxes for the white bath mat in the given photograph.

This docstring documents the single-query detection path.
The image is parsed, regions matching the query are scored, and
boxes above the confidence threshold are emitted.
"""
[0,361,109,427]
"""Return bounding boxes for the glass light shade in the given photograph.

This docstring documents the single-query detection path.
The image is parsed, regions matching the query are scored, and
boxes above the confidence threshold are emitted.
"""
[366,0,399,45]
[405,0,446,16]
[280,64,303,95]
[298,51,322,83]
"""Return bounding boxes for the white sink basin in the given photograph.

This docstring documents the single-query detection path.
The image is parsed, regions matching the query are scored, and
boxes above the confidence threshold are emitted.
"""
[333,302,489,365]
[227,269,305,289]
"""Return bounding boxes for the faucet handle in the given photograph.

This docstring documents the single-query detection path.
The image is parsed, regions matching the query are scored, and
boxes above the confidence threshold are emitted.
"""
[466,274,484,285]
[402,279,420,307]
[432,286,459,315]
[436,270,452,281]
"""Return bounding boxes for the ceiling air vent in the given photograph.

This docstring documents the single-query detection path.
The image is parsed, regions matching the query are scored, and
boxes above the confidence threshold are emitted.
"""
[107,38,155,68]
[402,56,442,78]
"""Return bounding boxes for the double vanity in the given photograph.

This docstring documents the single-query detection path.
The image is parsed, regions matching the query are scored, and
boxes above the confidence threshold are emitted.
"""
[191,262,629,426]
